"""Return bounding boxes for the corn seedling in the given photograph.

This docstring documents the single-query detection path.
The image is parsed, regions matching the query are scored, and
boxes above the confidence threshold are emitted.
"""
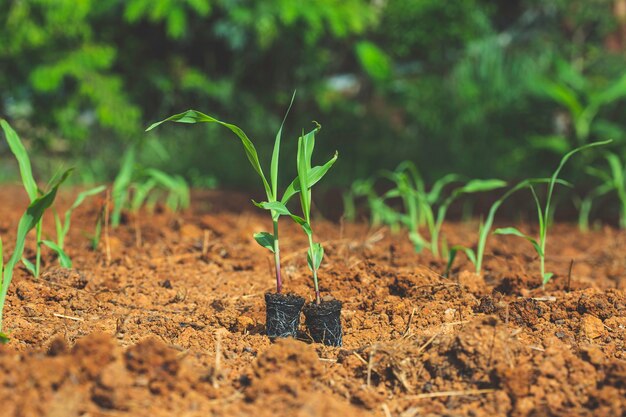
[577,152,626,231]
[146,93,337,294]
[111,145,190,229]
[44,186,107,268]
[382,162,504,258]
[445,178,569,277]
[1,120,76,277]
[0,170,71,342]
[494,140,611,287]
[293,127,337,304]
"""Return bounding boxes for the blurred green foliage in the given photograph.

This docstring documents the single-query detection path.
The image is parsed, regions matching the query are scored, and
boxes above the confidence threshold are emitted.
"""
[1,0,625,192]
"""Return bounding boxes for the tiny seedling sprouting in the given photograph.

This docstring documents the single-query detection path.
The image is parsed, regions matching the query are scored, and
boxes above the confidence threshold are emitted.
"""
[577,152,626,231]
[45,185,107,268]
[494,140,611,288]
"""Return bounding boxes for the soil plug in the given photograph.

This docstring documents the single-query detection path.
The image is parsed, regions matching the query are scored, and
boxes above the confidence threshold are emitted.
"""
[303,299,342,346]
[265,293,305,338]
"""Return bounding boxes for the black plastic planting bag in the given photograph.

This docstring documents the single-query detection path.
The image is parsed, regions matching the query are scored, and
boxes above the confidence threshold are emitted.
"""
[265,293,305,338]
[303,299,342,347]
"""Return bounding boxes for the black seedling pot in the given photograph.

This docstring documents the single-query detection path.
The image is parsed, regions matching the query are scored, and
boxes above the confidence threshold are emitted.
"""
[265,293,305,339]
[303,299,343,347]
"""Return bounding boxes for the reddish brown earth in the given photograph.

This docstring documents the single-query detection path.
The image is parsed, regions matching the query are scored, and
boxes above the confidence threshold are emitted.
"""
[0,186,624,417]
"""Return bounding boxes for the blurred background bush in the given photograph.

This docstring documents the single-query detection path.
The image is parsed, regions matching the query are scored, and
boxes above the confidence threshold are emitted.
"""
[1,0,626,191]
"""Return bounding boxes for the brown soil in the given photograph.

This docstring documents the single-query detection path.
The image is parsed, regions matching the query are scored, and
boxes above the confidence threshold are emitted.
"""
[0,186,624,417]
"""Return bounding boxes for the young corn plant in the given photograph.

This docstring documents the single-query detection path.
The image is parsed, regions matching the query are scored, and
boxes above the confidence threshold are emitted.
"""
[111,145,191,229]
[45,186,107,268]
[0,170,71,343]
[293,127,336,304]
[577,152,626,231]
[146,93,337,294]
[445,178,569,276]
[494,140,611,288]
[1,120,74,277]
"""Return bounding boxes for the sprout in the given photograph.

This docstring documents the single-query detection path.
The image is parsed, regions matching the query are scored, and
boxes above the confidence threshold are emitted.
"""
[0,170,71,342]
[494,140,611,287]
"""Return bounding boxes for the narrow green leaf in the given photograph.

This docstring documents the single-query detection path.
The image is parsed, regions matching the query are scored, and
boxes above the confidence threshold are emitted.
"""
[281,151,338,204]
[252,200,292,216]
[42,240,72,268]
[494,227,543,257]
[0,332,8,344]
[307,243,324,271]
[543,272,554,285]
[458,179,507,194]
[21,257,36,276]
[111,146,136,227]
[290,215,312,236]
[146,110,271,198]
[61,185,107,247]
[253,232,275,253]
[1,120,39,201]
[270,91,296,200]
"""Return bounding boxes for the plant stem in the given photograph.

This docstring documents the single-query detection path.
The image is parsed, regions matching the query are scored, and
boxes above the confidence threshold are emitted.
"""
[307,234,321,304]
[35,220,42,278]
[272,217,283,293]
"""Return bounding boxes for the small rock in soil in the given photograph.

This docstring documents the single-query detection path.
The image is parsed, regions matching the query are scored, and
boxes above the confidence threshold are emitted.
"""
[580,314,605,339]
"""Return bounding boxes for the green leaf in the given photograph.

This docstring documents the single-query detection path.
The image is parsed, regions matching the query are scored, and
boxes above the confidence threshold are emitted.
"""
[1,120,39,201]
[543,272,554,285]
[290,215,312,236]
[60,185,107,247]
[253,232,275,253]
[494,227,543,257]
[21,257,36,276]
[0,332,8,344]
[281,151,338,204]
[307,243,324,271]
[111,146,136,227]
[42,240,72,268]
[457,179,507,194]
[271,91,296,199]
[252,200,292,216]
[146,109,271,198]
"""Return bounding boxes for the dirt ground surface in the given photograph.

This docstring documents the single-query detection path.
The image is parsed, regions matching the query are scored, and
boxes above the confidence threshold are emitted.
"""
[0,186,624,417]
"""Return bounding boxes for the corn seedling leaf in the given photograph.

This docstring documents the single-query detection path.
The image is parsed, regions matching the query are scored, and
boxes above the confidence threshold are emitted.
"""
[307,243,324,271]
[21,257,36,276]
[146,110,271,198]
[2,169,71,330]
[281,151,338,205]
[1,120,39,201]
[271,91,296,200]
[60,185,107,248]
[42,240,72,268]
[112,146,136,227]
[0,332,8,344]
[543,272,554,285]
[252,200,292,216]
[253,232,275,253]
[494,227,543,257]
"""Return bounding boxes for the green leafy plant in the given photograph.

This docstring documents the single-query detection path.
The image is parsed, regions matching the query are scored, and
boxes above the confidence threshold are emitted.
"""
[0,170,71,342]
[146,94,337,295]
[43,186,107,268]
[1,120,77,277]
[445,178,570,277]
[577,152,626,231]
[382,163,505,258]
[532,60,626,153]
[111,145,190,228]
[293,127,337,304]
[494,140,611,287]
